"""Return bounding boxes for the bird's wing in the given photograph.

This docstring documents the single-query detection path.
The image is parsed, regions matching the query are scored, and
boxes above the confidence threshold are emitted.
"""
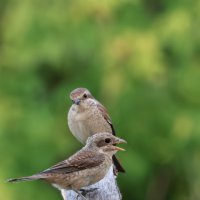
[97,103,116,135]
[97,102,125,173]
[41,151,105,174]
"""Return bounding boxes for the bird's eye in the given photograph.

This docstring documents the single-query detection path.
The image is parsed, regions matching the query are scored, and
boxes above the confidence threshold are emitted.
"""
[105,138,111,143]
[83,94,87,98]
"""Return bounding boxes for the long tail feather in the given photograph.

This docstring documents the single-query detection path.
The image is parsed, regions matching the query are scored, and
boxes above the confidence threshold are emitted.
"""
[7,175,40,183]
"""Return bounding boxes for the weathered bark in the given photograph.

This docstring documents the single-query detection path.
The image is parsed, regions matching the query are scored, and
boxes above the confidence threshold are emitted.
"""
[61,166,122,200]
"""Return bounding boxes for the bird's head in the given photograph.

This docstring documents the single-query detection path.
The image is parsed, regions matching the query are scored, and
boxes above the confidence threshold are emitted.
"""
[70,88,94,106]
[86,132,126,155]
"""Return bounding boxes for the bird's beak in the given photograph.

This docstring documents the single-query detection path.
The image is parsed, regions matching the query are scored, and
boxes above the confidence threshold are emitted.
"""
[72,99,81,105]
[112,146,125,151]
[112,137,126,151]
[114,138,127,144]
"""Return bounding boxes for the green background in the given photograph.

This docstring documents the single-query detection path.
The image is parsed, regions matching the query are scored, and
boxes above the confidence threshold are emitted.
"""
[1,0,200,199]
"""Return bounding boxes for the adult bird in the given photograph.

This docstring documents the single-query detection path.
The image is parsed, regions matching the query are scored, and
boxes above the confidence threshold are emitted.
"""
[68,88,125,173]
[8,133,126,199]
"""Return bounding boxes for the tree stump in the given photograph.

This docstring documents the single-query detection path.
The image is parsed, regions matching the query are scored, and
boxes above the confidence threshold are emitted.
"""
[61,166,122,200]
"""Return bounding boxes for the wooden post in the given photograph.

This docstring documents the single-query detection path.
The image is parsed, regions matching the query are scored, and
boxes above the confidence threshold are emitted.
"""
[61,166,122,200]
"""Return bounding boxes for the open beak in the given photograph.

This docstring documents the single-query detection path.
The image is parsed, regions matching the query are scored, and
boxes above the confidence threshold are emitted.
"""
[112,137,127,151]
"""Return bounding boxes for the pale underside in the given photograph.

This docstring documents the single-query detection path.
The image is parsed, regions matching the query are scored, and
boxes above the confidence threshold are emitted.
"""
[68,101,112,144]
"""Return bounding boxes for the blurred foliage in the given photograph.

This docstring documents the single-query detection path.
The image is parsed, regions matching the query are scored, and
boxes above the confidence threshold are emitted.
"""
[0,0,200,199]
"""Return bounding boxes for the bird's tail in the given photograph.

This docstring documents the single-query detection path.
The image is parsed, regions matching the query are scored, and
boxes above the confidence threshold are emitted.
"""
[113,155,125,173]
[7,175,41,183]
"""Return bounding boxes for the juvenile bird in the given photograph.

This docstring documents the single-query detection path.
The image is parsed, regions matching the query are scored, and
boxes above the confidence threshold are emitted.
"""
[8,132,126,199]
[68,88,125,173]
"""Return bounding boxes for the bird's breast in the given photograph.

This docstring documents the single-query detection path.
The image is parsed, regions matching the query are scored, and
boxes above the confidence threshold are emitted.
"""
[68,107,92,144]
[68,105,112,144]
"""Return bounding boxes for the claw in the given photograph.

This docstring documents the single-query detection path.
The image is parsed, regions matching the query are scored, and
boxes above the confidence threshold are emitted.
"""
[74,189,87,200]
[79,188,99,196]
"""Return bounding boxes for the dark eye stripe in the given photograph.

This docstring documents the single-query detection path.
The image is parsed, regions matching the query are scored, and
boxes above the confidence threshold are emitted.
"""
[96,140,106,147]
[96,138,112,147]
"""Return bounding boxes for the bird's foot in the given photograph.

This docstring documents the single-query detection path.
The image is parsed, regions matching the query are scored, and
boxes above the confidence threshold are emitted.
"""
[74,189,87,200]
[80,188,99,196]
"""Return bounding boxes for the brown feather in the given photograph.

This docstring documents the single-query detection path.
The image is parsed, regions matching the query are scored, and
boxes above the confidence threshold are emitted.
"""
[96,103,125,172]
[97,104,113,125]
[41,151,105,174]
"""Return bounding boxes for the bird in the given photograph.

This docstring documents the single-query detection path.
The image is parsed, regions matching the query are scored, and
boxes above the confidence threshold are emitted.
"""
[68,87,125,173]
[8,132,126,199]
